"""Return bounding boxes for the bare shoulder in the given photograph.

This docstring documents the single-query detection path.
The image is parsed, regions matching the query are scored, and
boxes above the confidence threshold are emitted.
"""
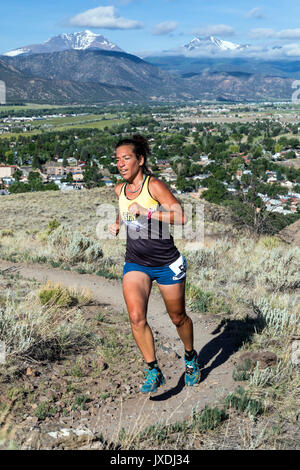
[149,176,170,194]
[148,176,178,203]
[114,182,124,198]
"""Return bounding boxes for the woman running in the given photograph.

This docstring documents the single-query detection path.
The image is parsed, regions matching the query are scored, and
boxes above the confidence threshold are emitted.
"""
[109,135,200,393]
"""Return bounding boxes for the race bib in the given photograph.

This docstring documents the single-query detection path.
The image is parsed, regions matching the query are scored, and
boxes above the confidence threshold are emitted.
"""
[169,255,187,280]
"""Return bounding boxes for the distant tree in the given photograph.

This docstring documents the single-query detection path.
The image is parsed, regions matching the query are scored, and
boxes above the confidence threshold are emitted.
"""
[83,163,104,189]
[5,150,14,165]
[286,151,296,159]
[288,137,300,148]
[9,182,30,194]
[229,144,240,154]
[80,146,90,161]
[32,154,42,169]
[274,142,283,154]
[278,137,288,148]
[13,169,23,182]
[43,182,59,191]
[293,184,300,194]
[62,173,73,184]
[28,171,42,184]
[228,156,244,176]
[251,146,263,159]
[176,175,188,192]
[201,180,228,204]
[175,175,194,193]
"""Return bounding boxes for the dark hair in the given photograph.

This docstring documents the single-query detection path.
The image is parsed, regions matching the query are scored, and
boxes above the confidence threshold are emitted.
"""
[115,134,152,175]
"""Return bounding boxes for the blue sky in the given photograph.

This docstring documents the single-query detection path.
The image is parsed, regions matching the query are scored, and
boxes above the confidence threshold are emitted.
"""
[1,0,300,57]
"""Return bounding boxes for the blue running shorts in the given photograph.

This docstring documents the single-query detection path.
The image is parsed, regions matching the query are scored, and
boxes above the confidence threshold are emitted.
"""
[123,254,187,285]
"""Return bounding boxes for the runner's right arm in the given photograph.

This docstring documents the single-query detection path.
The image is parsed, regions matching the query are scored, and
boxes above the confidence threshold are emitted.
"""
[109,182,123,237]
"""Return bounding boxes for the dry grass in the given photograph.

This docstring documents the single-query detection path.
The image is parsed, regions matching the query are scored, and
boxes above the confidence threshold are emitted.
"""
[0,286,95,362]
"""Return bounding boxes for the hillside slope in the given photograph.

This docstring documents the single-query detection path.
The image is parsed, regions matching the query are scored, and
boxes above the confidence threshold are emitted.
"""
[0,57,141,104]
[1,49,296,103]
[278,218,300,246]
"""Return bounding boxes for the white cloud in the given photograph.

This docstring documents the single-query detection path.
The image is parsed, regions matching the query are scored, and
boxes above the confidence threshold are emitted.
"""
[249,28,275,38]
[250,28,300,40]
[245,7,265,19]
[277,29,300,39]
[193,24,234,37]
[282,43,300,56]
[152,21,178,36]
[69,6,143,30]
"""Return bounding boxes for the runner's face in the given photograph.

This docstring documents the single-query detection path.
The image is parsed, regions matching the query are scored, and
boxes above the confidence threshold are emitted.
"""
[116,145,144,180]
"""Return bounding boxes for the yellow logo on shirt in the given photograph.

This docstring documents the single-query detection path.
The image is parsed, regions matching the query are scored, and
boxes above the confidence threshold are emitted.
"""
[122,211,136,222]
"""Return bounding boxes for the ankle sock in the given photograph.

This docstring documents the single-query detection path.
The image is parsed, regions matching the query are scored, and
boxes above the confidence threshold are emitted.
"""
[185,349,197,361]
[147,360,159,370]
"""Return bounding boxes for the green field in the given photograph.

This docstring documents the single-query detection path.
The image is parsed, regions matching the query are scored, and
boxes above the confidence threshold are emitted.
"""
[32,113,120,127]
[0,115,128,139]
[0,130,42,139]
[53,117,127,131]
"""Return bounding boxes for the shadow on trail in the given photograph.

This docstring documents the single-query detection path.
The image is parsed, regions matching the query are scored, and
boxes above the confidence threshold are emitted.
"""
[149,373,185,402]
[198,316,265,381]
[150,315,266,402]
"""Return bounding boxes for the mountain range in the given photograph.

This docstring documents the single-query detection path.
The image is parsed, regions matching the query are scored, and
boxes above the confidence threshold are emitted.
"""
[0,31,299,104]
[3,31,123,57]
[3,32,295,59]
[182,36,249,53]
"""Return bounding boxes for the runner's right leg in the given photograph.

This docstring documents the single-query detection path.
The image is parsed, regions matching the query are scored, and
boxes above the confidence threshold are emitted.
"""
[123,271,165,392]
[122,270,155,363]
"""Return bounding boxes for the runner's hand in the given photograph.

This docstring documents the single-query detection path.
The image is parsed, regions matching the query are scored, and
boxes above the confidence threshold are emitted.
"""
[128,202,147,217]
[109,222,120,236]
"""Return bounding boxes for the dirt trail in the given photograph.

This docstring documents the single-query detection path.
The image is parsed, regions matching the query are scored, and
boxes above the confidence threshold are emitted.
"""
[0,260,240,443]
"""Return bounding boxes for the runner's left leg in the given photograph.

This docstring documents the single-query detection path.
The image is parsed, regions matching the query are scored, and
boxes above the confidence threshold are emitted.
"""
[158,280,200,386]
[157,280,194,352]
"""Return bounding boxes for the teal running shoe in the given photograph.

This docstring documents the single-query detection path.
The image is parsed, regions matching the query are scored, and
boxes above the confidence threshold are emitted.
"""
[185,355,201,386]
[140,367,166,394]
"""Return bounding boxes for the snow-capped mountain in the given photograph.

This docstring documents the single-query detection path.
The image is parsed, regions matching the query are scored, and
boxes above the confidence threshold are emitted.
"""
[3,31,123,57]
[183,36,249,53]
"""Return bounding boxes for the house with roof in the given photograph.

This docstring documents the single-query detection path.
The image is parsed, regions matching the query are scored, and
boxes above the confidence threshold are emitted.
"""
[0,165,18,179]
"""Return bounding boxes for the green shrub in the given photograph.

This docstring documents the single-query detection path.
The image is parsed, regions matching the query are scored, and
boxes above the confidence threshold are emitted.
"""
[38,282,74,307]
[96,268,120,280]
[47,218,61,235]
[32,255,48,264]
[191,405,228,432]
[186,282,230,314]
[232,359,253,381]
[258,236,281,250]
[253,298,298,335]
[0,293,93,361]
[256,247,300,291]
[0,229,13,237]
[72,394,88,410]
[35,402,57,420]
[48,225,103,265]
[225,386,264,419]
[48,224,71,250]
[188,247,218,269]
[186,283,214,312]
[249,361,293,388]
